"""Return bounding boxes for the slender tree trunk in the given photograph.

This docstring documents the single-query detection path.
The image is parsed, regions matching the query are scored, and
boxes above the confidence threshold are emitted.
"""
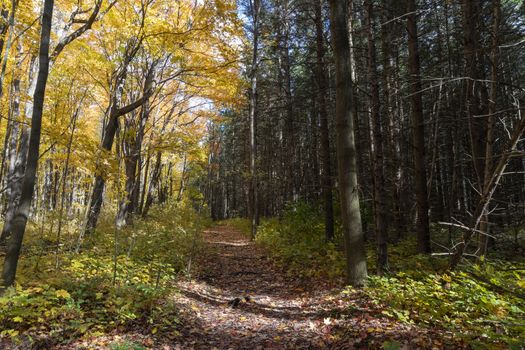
[407,0,431,254]
[1,0,54,288]
[84,110,119,235]
[314,0,334,241]
[56,107,79,267]
[380,0,401,240]
[0,104,13,197]
[329,0,368,287]
[0,0,16,98]
[177,154,187,202]
[280,1,296,202]
[478,0,500,257]
[366,0,388,273]
[0,70,20,245]
[138,153,150,214]
[142,151,162,218]
[249,0,260,238]
[462,0,486,191]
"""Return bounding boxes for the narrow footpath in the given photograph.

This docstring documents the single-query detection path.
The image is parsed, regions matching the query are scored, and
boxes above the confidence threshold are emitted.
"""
[170,225,460,350]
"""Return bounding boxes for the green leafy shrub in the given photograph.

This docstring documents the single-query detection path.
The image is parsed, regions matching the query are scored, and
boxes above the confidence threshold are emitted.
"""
[253,204,525,346]
[255,202,345,280]
[221,217,252,236]
[0,201,207,345]
[362,266,525,346]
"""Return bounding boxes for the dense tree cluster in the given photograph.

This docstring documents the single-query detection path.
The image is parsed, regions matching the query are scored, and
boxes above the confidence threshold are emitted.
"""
[0,0,242,288]
[207,0,525,284]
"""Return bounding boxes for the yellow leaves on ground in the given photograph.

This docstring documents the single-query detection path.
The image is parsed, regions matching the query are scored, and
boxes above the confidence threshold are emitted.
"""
[55,289,71,299]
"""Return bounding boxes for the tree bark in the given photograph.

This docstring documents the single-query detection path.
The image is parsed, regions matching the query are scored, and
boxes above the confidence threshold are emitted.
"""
[314,0,334,242]
[142,151,162,218]
[478,0,501,257]
[407,0,431,254]
[55,106,80,267]
[0,55,36,245]
[366,0,388,274]
[0,0,17,99]
[1,0,54,288]
[248,0,260,238]
[328,0,368,287]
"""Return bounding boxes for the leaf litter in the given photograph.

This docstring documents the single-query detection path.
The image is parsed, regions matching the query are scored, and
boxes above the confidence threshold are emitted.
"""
[163,225,465,349]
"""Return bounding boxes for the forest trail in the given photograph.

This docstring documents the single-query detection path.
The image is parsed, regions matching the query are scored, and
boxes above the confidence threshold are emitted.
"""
[170,225,452,350]
[173,224,343,349]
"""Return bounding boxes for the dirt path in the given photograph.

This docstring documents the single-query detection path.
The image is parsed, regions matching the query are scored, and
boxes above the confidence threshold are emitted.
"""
[169,225,459,350]
[172,225,341,349]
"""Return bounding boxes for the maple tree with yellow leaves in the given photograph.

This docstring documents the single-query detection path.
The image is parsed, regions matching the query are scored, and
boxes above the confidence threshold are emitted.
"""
[0,0,243,288]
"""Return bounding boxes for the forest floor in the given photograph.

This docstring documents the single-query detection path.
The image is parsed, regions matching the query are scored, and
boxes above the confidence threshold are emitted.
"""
[0,224,473,350]
[164,225,464,350]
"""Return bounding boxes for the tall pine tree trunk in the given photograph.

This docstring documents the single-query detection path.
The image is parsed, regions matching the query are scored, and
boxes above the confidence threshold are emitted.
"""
[248,0,260,238]
[328,0,367,287]
[366,0,388,273]
[478,0,500,257]
[407,0,431,254]
[314,0,334,241]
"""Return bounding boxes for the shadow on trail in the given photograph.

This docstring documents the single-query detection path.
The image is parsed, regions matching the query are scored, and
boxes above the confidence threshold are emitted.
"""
[178,288,338,321]
[169,225,345,349]
[167,225,455,350]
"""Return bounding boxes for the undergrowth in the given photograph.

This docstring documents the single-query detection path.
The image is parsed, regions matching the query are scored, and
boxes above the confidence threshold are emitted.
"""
[255,203,346,280]
[222,217,253,236]
[0,201,210,347]
[223,204,346,280]
[246,202,525,347]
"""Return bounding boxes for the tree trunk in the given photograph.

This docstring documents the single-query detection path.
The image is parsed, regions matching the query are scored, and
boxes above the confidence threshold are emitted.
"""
[0,73,20,246]
[407,0,431,254]
[55,106,79,267]
[249,0,260,238]
[116,62,155,228]
[314,0,334,242]
[0,55,36,245]
[328,0,368,287]
[366,0,388,274]
[177,154,187,202]
[0,0,16,99]
[142,151,162,218]
[1,0,54,288]
[138,153,150,214]
[478,0,500,257]
[84,57,153,235]
[84,109,119,236]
